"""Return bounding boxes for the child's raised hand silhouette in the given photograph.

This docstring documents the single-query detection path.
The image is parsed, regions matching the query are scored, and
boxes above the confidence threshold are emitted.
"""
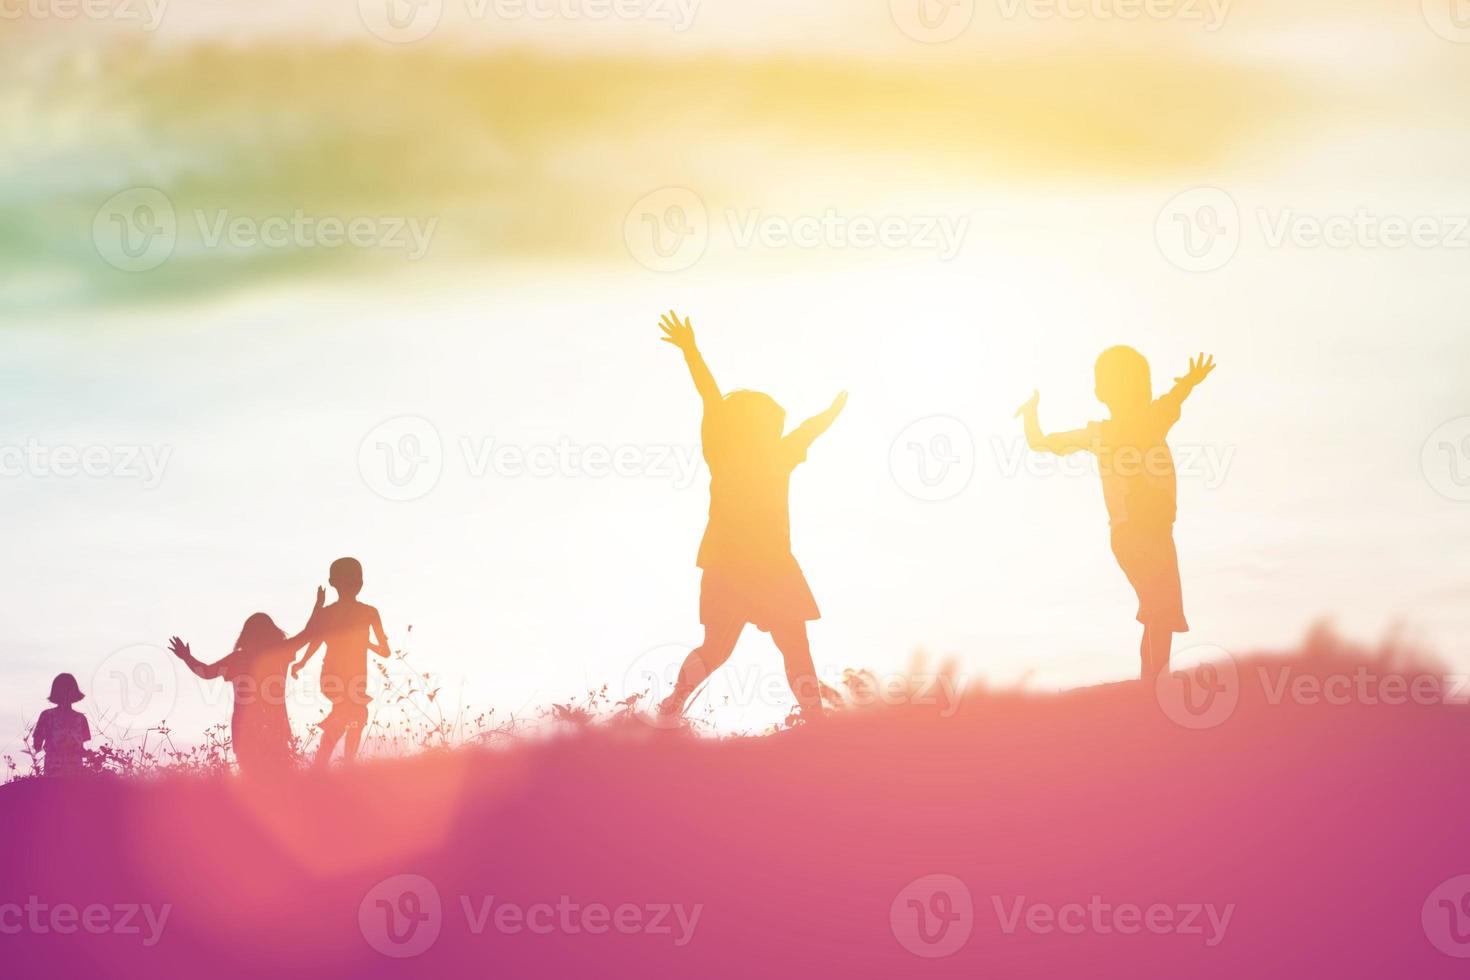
[167,636,190,660]
[1176,354,1217,388]
[658,311,697,352]
[1015,389,1041,419]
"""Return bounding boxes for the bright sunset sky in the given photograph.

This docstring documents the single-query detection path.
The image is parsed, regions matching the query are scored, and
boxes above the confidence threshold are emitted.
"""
[2,0,1468,755]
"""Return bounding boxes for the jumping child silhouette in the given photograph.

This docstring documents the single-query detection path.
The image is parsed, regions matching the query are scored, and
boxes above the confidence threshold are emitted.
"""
[291,557,391,768]
[32,673,91,776]
[656,311,847,723]
[1017,349,1216,681]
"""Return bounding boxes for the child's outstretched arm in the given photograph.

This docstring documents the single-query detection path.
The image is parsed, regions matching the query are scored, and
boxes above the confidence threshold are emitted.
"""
[1015,391,1092,456]
[167,637,225,681]
[290,639,323,679]
[787,391,848,456]
[658,311,721,407]
[1159,353,1216,416]
[285,586,327,648]
[369,608,391,658]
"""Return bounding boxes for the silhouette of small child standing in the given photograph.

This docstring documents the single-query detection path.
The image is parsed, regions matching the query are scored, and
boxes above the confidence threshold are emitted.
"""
[1017,348,1216,681]
[655,311,847,723]
[291,557,391,769]
[32,673,91,776]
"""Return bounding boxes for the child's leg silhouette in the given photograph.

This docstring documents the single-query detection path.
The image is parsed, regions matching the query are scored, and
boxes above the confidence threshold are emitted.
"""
[314,729,341,770]
[1140,626,1172,682]
[661,618,744,717]
[769,623,824,721]
[342,726,363,764]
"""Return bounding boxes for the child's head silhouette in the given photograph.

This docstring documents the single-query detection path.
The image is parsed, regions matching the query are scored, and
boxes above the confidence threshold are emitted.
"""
[714,390,787,450]
[234,613,287,653]
[329,557,364,598]
[47,673,83,705]
[1095,346,1152,415]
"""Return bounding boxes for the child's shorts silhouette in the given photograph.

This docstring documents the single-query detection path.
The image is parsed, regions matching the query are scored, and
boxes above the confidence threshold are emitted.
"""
[1110,523,1188,633]
[700,560,820,633]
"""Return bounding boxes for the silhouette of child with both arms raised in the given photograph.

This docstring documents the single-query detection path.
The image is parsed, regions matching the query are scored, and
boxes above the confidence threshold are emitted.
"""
[1017,348,1216,681]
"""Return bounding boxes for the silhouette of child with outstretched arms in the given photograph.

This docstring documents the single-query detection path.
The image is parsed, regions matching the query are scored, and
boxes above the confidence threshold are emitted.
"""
[168,588,324,777]
[291,557,391,768]
[655,311,847,724]
[1016,349,1216,681]
[32,673,90,776]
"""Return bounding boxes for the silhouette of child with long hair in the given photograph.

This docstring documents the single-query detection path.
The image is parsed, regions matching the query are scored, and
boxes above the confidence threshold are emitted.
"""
[1016,349,1216,681]
[656,311,847,723]
[291,557,391,769]
[32,673,91,776]
[169,588,324,777]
